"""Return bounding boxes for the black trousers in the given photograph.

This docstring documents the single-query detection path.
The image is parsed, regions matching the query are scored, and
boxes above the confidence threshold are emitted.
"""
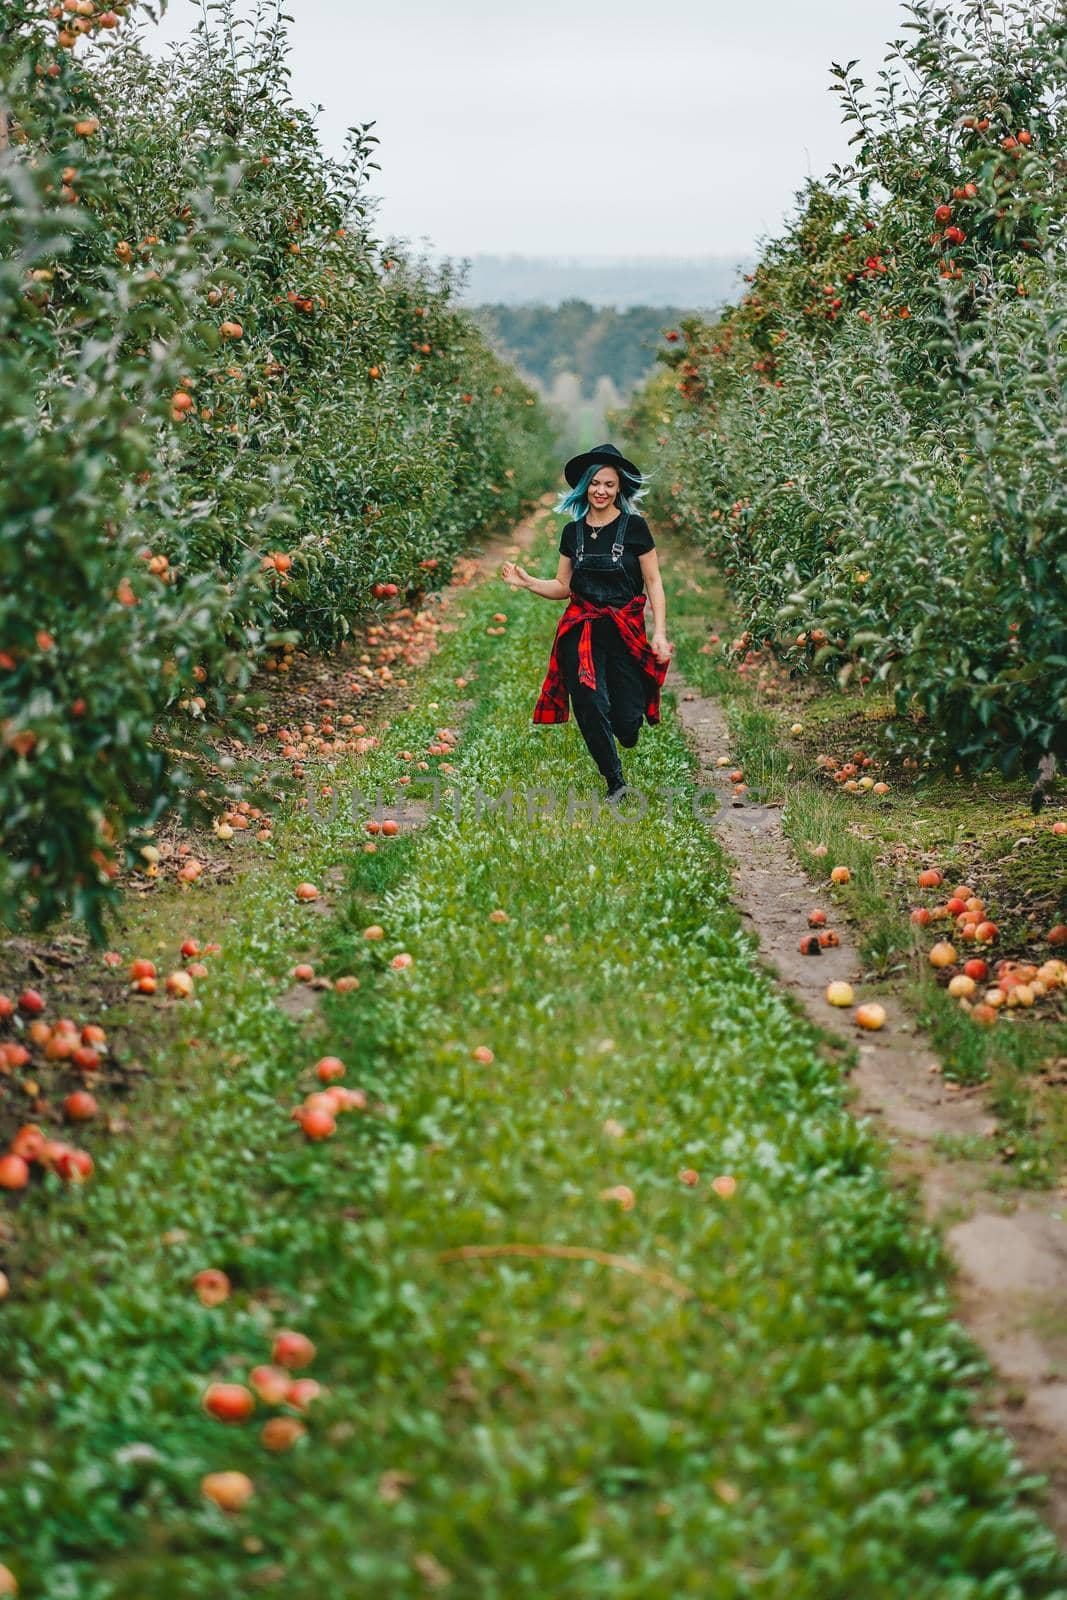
[557,617,647,791]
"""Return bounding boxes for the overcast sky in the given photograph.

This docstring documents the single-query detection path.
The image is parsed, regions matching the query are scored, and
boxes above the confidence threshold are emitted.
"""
[145,0,910,259]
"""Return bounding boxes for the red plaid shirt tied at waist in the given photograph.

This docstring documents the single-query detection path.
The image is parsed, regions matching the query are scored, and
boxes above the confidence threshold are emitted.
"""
[532,594,668,725]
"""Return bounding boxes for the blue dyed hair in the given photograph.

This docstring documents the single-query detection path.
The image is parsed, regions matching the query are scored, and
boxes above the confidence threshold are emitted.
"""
[554,461,650,520]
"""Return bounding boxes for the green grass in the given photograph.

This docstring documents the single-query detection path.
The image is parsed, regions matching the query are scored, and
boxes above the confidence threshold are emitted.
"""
[0,538,1065,1597]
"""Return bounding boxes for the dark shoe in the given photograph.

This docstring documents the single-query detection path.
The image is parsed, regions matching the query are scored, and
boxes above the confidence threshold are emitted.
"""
[605,781,627,804]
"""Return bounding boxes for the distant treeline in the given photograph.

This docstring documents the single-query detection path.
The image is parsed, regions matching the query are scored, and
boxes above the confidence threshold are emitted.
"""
[471,300,692,397]
[456,253,748,310]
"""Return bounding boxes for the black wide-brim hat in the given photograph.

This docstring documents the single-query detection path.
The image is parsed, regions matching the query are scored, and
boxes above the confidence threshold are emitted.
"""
[563,442,642,489]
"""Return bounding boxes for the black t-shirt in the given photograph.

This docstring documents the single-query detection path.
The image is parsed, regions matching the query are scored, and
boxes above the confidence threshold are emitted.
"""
[559,513,655,597]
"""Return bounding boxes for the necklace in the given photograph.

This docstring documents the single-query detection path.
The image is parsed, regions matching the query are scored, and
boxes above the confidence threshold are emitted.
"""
[586,510,617,540]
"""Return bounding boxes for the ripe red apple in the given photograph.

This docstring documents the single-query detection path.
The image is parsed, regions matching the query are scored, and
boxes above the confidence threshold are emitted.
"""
[808,909,827,928]
[201,1470,254,1511]
[203,1382,255,1423]
[18,989,44,1016]
[262,1416,306,1451]
[0,1155,30,1190]
[63,1091,97,1122]
[10,1125,45,1162]
[272,1330,316,1369]
[53,1147,93,1183]
[299,1107,335,1140]
[193,1268,231,1307]
[315,1056,345,1082]
[250,1364,291,1404]
[286,1377,322,1411]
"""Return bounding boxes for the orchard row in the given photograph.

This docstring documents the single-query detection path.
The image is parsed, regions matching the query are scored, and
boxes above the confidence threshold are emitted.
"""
[0,0,556,937]
[626,0,1064,788]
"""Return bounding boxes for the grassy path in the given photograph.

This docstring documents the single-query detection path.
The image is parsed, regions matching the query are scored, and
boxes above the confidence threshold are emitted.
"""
[1,516,1065,1598]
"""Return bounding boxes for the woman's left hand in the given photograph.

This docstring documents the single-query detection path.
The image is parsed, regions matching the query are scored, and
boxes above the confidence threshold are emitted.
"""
[651,632,673,664]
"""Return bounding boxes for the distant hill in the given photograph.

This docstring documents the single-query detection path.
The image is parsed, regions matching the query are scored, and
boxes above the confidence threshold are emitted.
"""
[469,298,705,449]
[453,254,749,310]
[471,301,688,398]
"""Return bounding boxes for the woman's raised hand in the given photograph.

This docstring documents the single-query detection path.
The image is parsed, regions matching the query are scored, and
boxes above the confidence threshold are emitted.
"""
[501,562,530,589]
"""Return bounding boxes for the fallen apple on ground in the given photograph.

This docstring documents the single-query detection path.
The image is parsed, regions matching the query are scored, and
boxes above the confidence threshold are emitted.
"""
[203,1383,255,1424]
[201,1471,254,1511]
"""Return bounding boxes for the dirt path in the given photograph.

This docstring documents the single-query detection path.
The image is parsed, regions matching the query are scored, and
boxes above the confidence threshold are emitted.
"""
[671,670,1067,1539]
[354,500,552,840]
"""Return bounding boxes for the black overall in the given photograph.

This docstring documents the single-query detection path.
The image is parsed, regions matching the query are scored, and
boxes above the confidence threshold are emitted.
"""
[558,513,648,793]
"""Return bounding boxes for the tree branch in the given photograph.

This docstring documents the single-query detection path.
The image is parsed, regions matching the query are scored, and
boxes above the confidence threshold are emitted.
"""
[437,1242,697,1300]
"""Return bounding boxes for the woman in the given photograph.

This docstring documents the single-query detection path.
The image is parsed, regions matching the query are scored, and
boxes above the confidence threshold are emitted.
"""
[502,443,672,800]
